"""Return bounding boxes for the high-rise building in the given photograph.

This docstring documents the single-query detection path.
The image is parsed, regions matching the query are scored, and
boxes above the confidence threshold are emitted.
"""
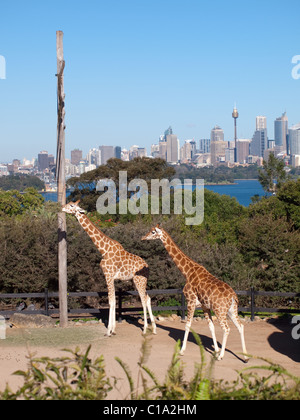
[159,138,167,160]
[100,145,115,165]
[166,134,179,163]
[236,139,251,164]
[199,139,211,154]
[211,125,224,142]
[180,140,196,162]
[256,116,267,131]
[211,141,227,164]
[288,123,300,156]
[114,146,122,159]
[210,126,225,164]
[38,151,49,171]
[250,129,267,157]
[274,112,288,152]
[71,149,83,165]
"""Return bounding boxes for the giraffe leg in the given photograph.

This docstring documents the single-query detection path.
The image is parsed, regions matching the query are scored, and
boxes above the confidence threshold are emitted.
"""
[228,298,249,363]
[217,317,230,361]
[203,309,220,354]
[146,294,157,334]
[180,299,196,356]
[133,275,151,335]
[106,280,116,337]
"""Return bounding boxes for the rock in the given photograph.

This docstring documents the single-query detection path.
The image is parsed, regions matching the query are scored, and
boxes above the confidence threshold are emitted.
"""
[9,313,56,329]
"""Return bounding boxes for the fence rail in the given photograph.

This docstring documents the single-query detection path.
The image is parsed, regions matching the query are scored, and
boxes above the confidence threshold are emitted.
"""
[0,288,299,322]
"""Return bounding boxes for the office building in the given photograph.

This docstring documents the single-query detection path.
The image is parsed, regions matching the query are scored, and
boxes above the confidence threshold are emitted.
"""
[114,146,122,159]
[256,116,267,131]
[180,140,196,162]
[38,151,50,171]
[274,112,288,152]
[250,129,267,157]
[236,139,250,164]
[100,145,115,165]
[211,125,224,142]
[211,141,227,164]
[199,139,210,154]
[210,126,226,164]
[159,138,167,160]
[71,149,83,165]
[288,123,300,156]
[166,134,179,163]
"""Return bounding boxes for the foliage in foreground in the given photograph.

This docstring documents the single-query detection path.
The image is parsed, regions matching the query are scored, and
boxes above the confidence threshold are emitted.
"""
[1,334,299,401]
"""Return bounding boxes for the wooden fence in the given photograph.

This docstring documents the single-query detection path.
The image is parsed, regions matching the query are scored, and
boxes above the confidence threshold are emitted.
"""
[0,288,299,322]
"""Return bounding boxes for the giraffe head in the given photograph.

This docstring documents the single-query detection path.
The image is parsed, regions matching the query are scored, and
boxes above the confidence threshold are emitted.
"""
[62,200,87,215]
[142,224,164,241]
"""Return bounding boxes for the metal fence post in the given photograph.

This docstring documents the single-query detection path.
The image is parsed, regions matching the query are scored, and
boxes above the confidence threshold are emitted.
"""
[251,287,255,321]
[45,288,49,317]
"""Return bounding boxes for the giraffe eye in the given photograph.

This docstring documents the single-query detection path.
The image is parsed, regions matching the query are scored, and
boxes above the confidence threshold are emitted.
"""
[152,231,155,234]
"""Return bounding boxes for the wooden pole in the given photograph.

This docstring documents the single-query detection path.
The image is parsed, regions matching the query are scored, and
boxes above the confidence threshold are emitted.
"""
[56,30,68,328]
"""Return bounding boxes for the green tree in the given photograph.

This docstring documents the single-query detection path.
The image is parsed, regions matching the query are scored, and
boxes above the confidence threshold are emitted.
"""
[258,153,288,193]
[0,188,44,216]
[67,157,176,212]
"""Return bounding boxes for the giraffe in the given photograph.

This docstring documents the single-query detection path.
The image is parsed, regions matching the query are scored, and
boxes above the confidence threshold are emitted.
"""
[142,225,249,362]
[62,200,156,337]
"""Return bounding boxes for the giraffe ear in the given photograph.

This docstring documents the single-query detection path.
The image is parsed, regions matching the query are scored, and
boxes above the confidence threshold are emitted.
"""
[156,223,160,228]
[74,200,81,205]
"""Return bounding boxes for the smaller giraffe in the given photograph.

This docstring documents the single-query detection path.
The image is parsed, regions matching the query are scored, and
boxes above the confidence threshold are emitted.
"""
[62,201,156,336]
[142,225,249,362]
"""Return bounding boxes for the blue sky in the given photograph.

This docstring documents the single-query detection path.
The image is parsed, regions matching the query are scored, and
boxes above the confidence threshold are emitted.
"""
[0,0,299,163]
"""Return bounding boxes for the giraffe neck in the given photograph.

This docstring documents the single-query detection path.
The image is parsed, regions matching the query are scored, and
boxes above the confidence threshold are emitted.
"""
[160,229,197,276]
[75,213,121,256]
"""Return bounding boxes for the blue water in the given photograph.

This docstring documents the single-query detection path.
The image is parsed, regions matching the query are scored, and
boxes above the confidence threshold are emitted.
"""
[204,180,265,207]
[42,180,265,208]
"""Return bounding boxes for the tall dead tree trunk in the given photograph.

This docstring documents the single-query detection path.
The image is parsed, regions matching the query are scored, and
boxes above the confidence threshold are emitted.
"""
[56,30,68,328]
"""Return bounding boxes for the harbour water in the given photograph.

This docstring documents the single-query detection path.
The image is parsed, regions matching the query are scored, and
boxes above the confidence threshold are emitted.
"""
[42,179,265,208]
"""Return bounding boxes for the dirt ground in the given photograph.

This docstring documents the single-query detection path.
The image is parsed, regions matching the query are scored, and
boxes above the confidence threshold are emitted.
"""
[0,316,299,399]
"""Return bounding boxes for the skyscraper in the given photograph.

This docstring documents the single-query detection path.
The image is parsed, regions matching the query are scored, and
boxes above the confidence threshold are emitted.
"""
[211,125,224,142]
[210,126,225,164]
[100,145,115,165]
[274,112,288,152]
[199,139,211,154]
[256,116,267,131]
[288,123,300,156]
[250,129,267,157]
[38,151,49,171]
[166,134,179,163]
[71,149,83,165]
[236,139,250,164]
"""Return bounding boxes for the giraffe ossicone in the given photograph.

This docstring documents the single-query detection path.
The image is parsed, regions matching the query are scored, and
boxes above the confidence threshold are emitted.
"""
[62,200,156,337]
[142,225,249,362]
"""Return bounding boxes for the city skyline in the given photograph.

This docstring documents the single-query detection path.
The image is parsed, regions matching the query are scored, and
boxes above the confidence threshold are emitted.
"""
[1,110,295,165]
[0,0,300,163]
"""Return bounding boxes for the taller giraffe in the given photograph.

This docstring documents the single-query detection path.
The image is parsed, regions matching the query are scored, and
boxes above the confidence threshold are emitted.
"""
[62,201,156,336]
[142,225,248,362]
